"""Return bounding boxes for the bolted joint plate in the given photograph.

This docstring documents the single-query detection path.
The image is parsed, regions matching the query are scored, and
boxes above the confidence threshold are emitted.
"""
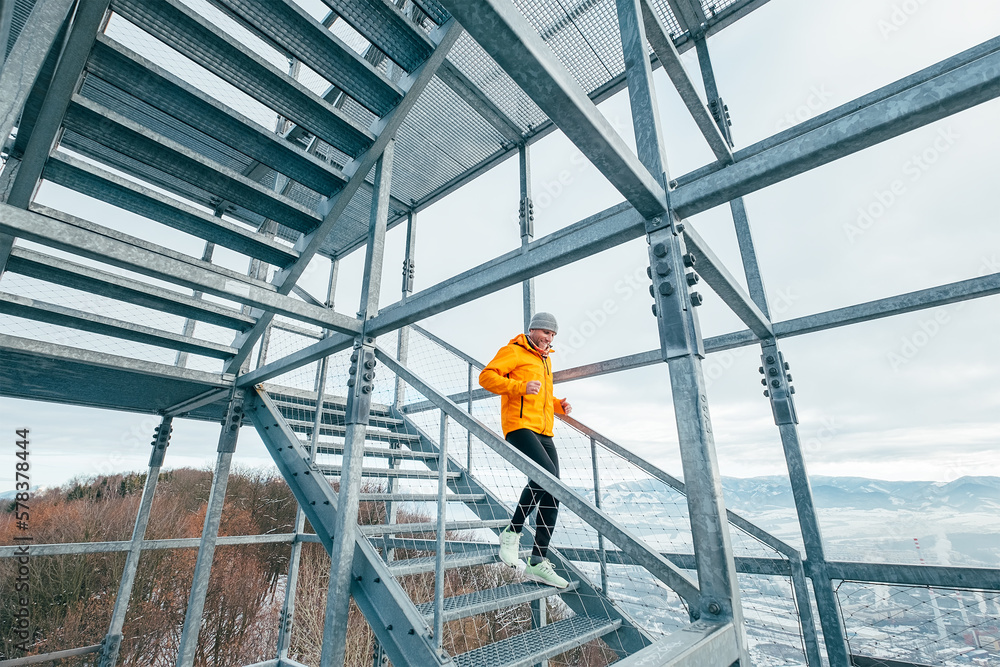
[760,342,798,425]
[646,227,705,360]
[218,389,247,452]
[346,344,377,424]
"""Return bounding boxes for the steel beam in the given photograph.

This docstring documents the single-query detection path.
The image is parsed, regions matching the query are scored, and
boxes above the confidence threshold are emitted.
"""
[682,223,771,337]
[670,37,1000,217]
[112,0,374,157]
[0,0,75,157]
[99,417,172,667]
[45,154,298,267]
[617,2,747,663]
[436,0,669,219]
[519,142,535,331]
[0,202,361,333]
[62,96,323,234]
[85,36,347,197]
[556,269,1000,383]
[5,246,254,331]
[0,0,88,274]
[0,291,237,358]
[175,390,245,667]
[321,144,394,667]
[641,0,731,162]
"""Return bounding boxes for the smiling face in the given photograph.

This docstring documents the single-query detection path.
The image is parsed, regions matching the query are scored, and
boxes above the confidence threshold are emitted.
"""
[528,328,556,351]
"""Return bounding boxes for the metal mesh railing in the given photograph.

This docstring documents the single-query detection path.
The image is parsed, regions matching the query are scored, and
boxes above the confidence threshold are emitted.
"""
[837,582,1000,666]
[380,325,811,664]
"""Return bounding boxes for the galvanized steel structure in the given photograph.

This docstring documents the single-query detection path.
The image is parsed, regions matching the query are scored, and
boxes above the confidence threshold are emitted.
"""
[0,0,998,665]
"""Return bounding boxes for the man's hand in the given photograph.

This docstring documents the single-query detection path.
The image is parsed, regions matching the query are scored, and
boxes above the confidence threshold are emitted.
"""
[525,380,541,395]
[560,398,572,414]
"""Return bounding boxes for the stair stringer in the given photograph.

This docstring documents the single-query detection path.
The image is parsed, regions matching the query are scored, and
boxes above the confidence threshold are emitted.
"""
[389,405,655,659]
[246,387,450,667]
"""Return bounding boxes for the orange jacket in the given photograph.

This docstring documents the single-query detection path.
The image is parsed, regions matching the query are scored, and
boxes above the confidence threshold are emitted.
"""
[479,334,565,437]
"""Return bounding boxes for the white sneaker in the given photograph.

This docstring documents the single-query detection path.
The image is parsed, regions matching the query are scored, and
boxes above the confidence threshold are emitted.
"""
[523,558,569,589]
[498,526,524,568]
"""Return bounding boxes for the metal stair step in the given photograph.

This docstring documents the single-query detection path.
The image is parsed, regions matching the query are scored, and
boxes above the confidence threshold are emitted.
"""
[360,519,509,536]
[314,445,434,460]
[359,493,485,503]
[318,465,456,480]
[453,615,622,667]
[386,545,527,576]
[285,419,417,444]
[416,581,578,623]
[273,401,403,428]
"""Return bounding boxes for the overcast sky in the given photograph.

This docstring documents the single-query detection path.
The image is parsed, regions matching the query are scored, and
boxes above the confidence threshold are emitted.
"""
[2,0,999,495]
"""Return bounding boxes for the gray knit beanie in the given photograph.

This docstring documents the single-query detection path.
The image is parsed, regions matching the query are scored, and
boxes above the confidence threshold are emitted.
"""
[528,311,558,334]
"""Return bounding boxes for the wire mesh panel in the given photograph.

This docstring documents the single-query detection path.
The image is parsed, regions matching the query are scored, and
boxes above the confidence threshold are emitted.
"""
[385,326,815,663]
[837,582,1000,666]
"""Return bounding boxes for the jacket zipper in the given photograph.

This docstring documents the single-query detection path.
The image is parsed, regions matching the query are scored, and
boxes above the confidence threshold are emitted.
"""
[519,397,524,418]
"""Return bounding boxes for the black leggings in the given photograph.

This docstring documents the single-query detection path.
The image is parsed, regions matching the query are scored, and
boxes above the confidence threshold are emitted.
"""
[506,428,559,559]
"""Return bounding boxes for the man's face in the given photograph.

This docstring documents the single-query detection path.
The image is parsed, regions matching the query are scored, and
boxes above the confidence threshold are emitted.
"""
[528,328,556,351]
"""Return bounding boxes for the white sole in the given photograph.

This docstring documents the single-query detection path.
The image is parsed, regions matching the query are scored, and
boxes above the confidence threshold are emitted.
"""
[524,572,568,589]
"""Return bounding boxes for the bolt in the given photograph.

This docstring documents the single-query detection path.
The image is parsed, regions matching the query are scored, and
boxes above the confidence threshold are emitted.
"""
[790,386,796,394]
[651,304,658,316]
[784,361,790,370]
[771,379,780,388]
[652,242,668,257]
[761,379,767,386]
[708,602,721,615]
[675,221,685,233]
[758,366,764,374]
[646,266,652,279]
[686,272,699,286]
[659,282,674,296]
[690,292,703,306]
[683,253,696,268]
[649,284,655,298]
[766,355,775,364]
[768,368,778,376]
[786,374,793,382]
[655,262,671,276]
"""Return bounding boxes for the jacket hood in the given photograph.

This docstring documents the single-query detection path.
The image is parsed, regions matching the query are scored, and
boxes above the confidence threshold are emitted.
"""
[511,333,553,358]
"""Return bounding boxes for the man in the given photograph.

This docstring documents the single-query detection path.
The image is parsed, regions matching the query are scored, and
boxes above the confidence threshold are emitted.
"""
[479,312,572,588]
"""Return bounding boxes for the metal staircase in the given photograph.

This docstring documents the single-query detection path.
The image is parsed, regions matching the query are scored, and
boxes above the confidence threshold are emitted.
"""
[248,381,649,666]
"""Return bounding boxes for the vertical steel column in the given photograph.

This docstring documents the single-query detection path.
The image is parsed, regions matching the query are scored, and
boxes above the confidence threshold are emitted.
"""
[388,211,416,555]
[98,417,172,667]
[518,142,535,332]
[530,599,547,667]
[616,2,748,663]
[694,33,849,667]
[320,141,394,667]
[432,412,449,651]
[175,388,246,667]
[275,260,338,661]
[590,437,609,595]
[175,241,216,368]
[466,362,474,474]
